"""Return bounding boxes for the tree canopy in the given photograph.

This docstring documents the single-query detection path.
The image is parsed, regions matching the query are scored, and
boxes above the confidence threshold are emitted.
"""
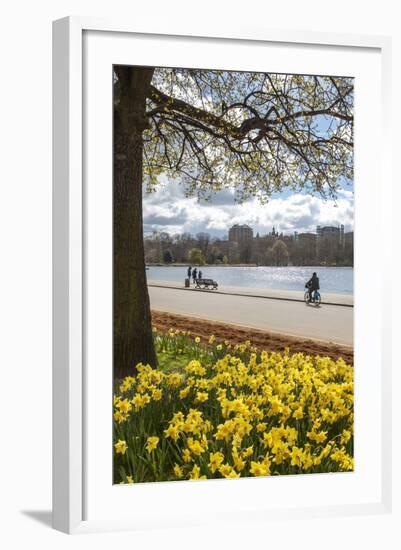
[270,239,289,266]
[115,67,353,202]
[188,247,205,265]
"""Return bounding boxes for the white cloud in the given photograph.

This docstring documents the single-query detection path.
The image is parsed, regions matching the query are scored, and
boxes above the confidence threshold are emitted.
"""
[143,180,354,237]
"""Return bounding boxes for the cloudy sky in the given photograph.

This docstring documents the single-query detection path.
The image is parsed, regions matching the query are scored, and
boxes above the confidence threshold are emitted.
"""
[143,178,354,238]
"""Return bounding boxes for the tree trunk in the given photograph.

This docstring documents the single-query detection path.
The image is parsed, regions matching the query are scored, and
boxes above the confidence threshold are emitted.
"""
[113,66,157,378]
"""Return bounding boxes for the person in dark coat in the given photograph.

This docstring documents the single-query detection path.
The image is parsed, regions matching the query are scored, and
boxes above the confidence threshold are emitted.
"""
[305,272,320,302]
[192,268,197,283]
[198,270,203,279]
[187,266,192,278]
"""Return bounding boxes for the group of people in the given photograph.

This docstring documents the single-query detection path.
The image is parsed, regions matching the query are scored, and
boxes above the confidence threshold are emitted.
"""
[186,266,319,299]
[187,266,203,283]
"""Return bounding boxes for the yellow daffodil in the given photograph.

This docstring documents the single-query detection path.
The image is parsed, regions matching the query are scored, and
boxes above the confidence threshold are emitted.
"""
[250,461,270,476]
[145,436,159,453]
[179,386,191,399]
[173,464,183,478]
[182,448,192,463]
[241,446,254,459]
[196,391,209,403]
[340,429,352,445]
[164,424,180,441]
[290,447,303,467]
[152,388,162,401]
[293,407,304,420]
[113,410,128,424]
[115,398,132,414]
[307,430,327,443]
[208,451,224,473]
[187,437,206,456]
[114,439,128,455]
[219,463,240,479]
[189,465,206,480]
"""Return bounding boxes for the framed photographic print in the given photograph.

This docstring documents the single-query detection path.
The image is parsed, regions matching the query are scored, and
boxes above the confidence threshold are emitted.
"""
[52,17,392,534]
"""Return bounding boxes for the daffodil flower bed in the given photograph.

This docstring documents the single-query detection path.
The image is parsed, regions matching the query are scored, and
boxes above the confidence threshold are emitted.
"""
[114,331,353,484]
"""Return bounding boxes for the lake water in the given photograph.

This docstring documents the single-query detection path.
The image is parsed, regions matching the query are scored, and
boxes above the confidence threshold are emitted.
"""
[147,266,353,295]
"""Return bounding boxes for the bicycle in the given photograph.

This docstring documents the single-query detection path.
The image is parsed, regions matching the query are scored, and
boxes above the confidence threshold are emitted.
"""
[304,288,321,306]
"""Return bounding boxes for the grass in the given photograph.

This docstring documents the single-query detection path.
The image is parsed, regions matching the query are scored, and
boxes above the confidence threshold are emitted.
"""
[157,352,190,373]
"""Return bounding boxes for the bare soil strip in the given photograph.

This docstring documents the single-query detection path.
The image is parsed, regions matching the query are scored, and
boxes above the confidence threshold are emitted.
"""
[151,310,354,365]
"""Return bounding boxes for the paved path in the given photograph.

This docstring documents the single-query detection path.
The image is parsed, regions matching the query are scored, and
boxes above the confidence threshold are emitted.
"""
[148,285,353,346]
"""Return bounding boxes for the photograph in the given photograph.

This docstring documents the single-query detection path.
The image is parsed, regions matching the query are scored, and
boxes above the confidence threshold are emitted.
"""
[112,65,354,484]
[0,0,395,542]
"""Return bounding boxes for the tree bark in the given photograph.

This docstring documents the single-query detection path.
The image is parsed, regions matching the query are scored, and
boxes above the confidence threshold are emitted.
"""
[113,66,157,378]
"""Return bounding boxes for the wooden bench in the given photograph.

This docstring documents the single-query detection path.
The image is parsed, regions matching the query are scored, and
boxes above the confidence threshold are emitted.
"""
[195,278,218,290]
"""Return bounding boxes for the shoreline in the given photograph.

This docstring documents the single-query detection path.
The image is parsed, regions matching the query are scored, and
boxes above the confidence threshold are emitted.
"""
[147,263,354,269]
[147,279,353,306]
[151,310,353,365]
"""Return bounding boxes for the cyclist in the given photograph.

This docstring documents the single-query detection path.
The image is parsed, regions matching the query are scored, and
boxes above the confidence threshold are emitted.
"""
[305,272,320,303]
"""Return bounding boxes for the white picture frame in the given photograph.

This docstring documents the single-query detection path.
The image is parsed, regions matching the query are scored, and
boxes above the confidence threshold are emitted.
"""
[52,16,392,534]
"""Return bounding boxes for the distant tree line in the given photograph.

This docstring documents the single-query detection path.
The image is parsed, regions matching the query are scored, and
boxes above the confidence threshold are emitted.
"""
[144,230,353,267]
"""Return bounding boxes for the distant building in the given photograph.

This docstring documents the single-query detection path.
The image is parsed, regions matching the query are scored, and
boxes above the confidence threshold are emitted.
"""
[316,224,344,238]
[228,224,254,243]
[297,232,317,242]
[344,231,354,245]
[316,224,345,245]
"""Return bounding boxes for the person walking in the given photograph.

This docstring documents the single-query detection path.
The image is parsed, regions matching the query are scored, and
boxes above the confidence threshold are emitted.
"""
[187,266,192,278]
[192,267,197,283]
[198,270,203,279]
